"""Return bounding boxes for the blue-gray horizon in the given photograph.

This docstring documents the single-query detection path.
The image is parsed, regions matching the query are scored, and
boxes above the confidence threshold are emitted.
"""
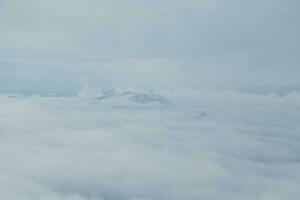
[1,0,299,93]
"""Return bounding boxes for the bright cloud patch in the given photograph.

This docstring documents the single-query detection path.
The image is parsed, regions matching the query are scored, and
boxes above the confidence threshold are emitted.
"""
[0,89,300,200]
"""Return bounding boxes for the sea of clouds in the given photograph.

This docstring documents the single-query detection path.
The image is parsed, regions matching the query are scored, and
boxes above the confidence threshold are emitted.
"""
[0,89,300,200]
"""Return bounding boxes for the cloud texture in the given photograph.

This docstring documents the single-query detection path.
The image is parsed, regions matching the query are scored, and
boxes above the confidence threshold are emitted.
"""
[0,89,300,199]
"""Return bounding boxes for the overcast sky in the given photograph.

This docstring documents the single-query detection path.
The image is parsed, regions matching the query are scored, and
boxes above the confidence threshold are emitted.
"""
[0,0,299,94]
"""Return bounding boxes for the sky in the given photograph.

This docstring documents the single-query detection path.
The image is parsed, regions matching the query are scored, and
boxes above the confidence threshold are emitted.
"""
[0,0,299,94]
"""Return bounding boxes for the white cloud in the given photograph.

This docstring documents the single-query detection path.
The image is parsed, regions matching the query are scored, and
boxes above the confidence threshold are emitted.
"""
[0,89,300,199]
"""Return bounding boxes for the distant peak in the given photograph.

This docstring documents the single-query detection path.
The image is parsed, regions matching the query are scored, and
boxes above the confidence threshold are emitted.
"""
[96,90,170,105]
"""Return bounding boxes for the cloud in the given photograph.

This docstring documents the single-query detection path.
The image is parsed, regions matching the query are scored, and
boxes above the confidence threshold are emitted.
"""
[0,89,300,199]
[1,1,299,199]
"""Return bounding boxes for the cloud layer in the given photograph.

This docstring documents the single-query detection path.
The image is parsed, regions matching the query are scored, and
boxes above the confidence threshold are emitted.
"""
[0,89,300,199]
